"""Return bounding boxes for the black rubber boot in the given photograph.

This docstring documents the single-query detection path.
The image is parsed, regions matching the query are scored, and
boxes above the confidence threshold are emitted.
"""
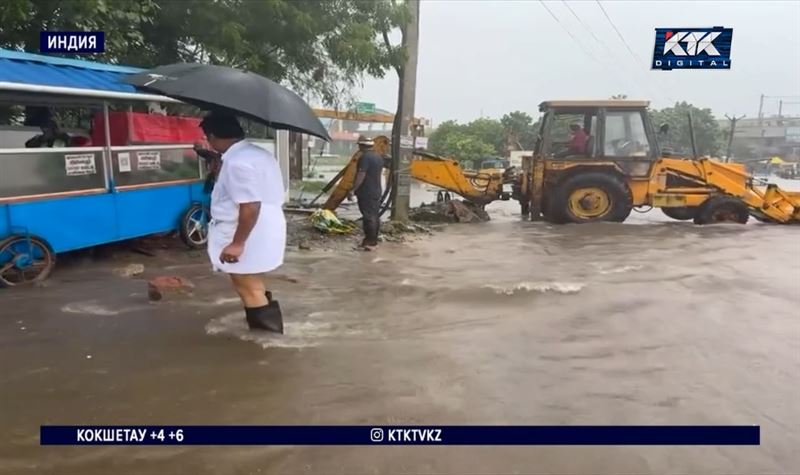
[245,304,284,333]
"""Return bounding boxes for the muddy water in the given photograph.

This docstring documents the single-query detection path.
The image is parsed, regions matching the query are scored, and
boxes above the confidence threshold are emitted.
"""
[1,179,799,474]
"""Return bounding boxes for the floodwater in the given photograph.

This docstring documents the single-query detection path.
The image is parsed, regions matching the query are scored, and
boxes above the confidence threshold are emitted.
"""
[1,179,799,475]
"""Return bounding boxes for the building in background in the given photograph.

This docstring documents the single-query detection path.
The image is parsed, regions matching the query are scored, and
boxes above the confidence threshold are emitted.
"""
[723,116,800,161]
[306,107,431,158]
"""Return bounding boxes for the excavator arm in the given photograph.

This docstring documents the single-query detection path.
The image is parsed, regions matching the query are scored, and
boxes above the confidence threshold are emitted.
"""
[654,158,800,223]
[409,151,507,205]
[320,135,510,211]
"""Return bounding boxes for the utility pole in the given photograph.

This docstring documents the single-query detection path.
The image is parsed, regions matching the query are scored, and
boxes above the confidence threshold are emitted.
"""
[391,0,420,222]
[725,114,745,163]
[757,94,764,125]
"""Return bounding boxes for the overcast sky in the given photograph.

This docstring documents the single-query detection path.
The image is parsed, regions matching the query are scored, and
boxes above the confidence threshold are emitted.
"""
[355,0,800,125]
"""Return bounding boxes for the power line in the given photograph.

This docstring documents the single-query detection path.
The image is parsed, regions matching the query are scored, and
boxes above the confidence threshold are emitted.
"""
[593,0,677,105]
[558,0,671,104]
[561,0,661,100]
[539,0,602,65]
[538,0,635,93]
[562,0,607,50]
[595,0,645,67]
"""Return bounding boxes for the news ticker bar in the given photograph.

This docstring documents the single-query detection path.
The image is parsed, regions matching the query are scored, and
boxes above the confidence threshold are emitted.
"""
[40,426,760,446]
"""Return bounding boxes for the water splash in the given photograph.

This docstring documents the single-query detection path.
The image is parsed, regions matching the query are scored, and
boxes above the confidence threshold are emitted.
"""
[61,301,141,316]
[598,265,644,275]
[484,282,585,296]
[205,312,369,349]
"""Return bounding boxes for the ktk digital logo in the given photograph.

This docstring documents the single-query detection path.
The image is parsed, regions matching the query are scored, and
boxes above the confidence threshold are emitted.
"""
[652,27,732,70]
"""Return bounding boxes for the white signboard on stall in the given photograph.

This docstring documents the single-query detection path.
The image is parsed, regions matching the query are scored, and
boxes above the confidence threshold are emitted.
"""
[137,151,161,170]
[118,152,132,172]
[64,154,96,176]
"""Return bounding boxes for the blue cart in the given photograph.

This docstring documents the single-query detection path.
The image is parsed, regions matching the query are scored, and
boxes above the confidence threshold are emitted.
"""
[0,49,210,286]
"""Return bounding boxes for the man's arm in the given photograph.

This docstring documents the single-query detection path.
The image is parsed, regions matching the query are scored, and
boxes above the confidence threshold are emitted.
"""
[351,171,367,195]
[350,153,369,196]
[219,160,262,263]
[232,202,261,246]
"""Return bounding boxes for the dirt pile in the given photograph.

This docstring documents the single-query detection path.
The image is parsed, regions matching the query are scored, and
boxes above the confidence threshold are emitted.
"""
[410,200,490,223]
[286,214,356,252]
[380,221,433,243]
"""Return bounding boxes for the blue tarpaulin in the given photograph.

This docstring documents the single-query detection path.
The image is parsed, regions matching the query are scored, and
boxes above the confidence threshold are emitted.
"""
[0,48,143,93]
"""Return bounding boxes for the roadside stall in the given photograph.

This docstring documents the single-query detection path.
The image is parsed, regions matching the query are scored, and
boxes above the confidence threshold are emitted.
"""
[0,49,210,286]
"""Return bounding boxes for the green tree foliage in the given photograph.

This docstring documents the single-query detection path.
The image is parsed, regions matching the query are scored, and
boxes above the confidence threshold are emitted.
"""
[500,110,539,150]
[429,111,542,161]
[433,130,496,164]
[0,0,158,64]
[0,0,407,106]
[649,102,722,156]
[463,118,504,154]
[428,119,497,162]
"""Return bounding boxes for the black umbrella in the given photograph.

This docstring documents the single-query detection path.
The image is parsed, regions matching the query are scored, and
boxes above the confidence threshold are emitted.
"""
[124,63,330,141]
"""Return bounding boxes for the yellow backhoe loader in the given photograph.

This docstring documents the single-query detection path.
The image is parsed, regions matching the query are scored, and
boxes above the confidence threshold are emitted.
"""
[514,100,800,224]
[313,100,800,225]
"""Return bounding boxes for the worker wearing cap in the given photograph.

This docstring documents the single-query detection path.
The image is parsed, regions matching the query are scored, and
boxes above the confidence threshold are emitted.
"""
[349,135,383,249]
[200,111,286,333]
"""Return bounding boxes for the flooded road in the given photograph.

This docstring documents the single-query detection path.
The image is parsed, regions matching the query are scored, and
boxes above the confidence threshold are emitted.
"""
[1,180,799,474]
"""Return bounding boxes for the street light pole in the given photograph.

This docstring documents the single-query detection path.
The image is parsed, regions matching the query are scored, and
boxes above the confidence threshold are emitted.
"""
[391,0,420,222]
[725,114,745,163]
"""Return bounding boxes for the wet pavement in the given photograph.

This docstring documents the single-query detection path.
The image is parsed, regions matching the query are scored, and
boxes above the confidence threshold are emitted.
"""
[1,180,799,474]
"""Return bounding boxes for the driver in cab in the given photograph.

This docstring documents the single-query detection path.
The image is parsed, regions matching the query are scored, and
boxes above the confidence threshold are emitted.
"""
[555,123,589,158]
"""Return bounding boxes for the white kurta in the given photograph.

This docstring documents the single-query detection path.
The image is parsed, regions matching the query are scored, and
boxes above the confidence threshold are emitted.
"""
[207,140,286,274]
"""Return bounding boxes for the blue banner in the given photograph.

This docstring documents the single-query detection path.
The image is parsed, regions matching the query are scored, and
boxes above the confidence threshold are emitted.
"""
[40,426,760,446]
[40,31,105,54]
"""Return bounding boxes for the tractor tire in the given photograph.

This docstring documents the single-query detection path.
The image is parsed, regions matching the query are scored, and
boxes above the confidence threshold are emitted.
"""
[550,172,633,223]
[693,196,750,225]
[661,206,697,221]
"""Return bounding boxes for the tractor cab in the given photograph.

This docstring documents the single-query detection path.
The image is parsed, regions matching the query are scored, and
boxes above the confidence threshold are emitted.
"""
[516,100,662,222]
[535,100,658,162]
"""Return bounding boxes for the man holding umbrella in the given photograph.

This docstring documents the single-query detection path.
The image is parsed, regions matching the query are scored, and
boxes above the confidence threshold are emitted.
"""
[201,112,286,333]
[125,62,332,333]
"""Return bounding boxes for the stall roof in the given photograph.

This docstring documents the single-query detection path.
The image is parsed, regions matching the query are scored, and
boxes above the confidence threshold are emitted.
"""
[0,48,178,103]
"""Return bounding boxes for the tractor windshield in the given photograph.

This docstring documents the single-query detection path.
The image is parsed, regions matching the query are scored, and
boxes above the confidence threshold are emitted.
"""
[603,110,651,158]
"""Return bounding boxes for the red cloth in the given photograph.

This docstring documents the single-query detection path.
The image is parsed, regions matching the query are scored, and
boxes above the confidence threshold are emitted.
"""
[91,111,205,146]
[70,136,92,147]
[569,128,589,154]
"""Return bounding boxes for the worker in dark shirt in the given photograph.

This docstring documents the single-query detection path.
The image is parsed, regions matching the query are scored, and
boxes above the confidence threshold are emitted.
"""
[349,135,383,250]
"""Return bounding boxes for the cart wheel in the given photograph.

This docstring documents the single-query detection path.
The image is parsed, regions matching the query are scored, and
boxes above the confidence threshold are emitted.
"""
[180,204,210,249]
[0,235,55,287]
